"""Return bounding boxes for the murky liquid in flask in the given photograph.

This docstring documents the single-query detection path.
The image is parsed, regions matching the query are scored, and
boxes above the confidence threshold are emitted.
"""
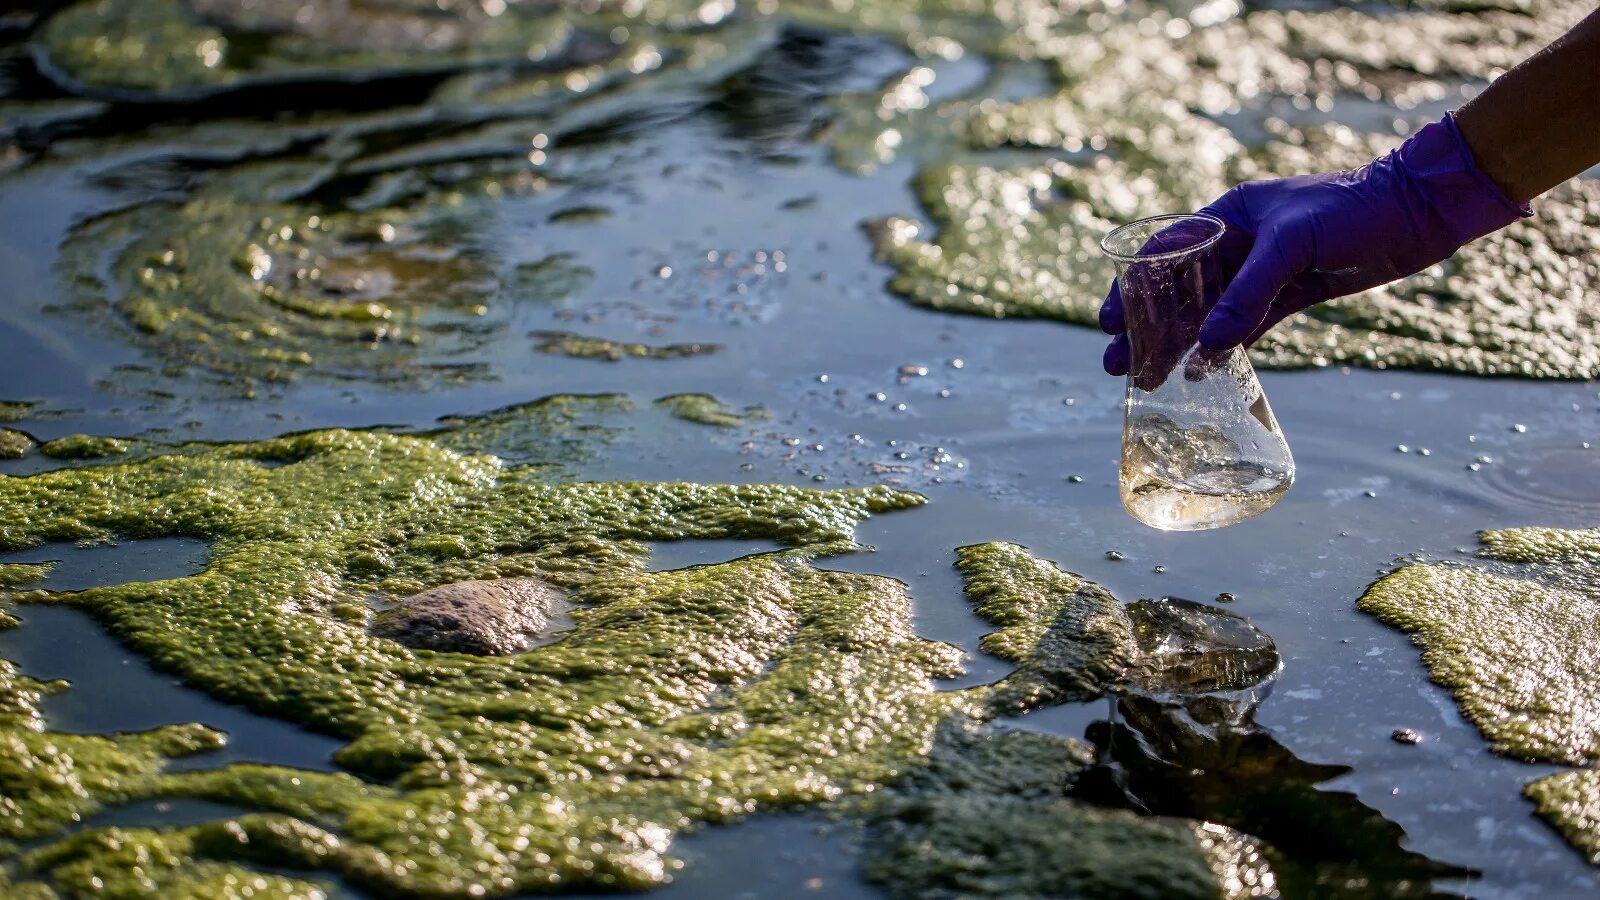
[1101,214,1294,531]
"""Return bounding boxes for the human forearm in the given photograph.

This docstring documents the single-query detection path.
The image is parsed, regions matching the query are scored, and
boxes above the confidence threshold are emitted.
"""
[1455,6,1600,204]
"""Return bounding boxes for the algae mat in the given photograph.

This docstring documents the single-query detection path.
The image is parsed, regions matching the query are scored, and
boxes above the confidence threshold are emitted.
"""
[1361,527,1600,865]
[0,420,1284,897]
[20,0,1600,388]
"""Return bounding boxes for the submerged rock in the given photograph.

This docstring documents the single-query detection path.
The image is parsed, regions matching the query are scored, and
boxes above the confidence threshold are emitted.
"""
[1127,598,1280,695]
[370,578,567,655]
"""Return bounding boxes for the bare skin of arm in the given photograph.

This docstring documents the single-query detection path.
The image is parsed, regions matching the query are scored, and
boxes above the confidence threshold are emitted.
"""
[1455,6,1600,204]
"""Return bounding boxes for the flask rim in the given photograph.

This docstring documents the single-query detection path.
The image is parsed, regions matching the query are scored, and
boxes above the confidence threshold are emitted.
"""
[1100,213,1226,264]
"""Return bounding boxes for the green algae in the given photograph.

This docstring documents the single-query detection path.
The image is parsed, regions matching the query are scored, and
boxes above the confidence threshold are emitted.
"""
[532,332,718,362]
[0,420,959,893]
[0,562,53,588]
[1359,527,1600,766]
[0,655,226,847]
[0,403,35,423]
[954,541,1135,713]
[874,131,1600,378]
[0,429,33,460]
[36,0,570,98]
[36,435,131,460]
[849,0,1600,378]
[0,419,1283,895]
[1527,769,1600,865]
[653,394,769,429]
[56,160,554,389]
[1360,527,1600,863]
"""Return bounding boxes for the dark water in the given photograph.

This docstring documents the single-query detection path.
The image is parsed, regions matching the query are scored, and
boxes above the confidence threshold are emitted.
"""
[2,9,1599,899]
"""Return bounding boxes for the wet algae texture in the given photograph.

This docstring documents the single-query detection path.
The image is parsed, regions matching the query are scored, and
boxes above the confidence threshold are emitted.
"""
[1360,527,1600,862]
[0,422,1279,897]
[28,0,1600,388]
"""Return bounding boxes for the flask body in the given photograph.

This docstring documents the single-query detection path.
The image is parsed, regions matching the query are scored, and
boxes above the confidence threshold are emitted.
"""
[1102,214,1294,531]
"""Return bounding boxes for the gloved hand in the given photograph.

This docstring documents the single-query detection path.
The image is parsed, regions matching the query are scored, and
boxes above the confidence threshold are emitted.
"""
[1100,113,1531,382]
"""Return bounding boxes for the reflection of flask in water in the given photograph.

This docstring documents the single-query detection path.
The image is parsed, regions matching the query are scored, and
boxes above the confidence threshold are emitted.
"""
[1101,214,1294,531]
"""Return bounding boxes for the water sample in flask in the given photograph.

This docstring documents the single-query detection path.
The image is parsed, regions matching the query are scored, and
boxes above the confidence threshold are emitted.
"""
[1100,214,1294,531]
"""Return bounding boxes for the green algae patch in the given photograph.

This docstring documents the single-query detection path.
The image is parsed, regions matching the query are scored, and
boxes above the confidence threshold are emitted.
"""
[1,655,227,846]
[532,331,718,362]
[56,159,566,390]
[0,427,1284,895]
[36,0,569,98]
[1527,769,1600,865]
[0,429,33,460]
[0,562,53,588]
[654,394,769,429]
[0,403,35,424]
[875,146,1600,378]
[1360,526,1600,864]
[1358,527,1600,766]
[955,542,1135,713]
[36,435,131,460]
[0,421,967,894]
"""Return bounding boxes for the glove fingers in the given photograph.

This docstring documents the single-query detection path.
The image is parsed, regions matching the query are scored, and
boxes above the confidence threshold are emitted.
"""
[1099,281,1125,335]
[1199,232,1305,351]
[1103,334,1131,376]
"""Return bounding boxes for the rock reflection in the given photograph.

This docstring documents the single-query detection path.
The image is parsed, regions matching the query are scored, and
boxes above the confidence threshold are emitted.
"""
[1074,689,1471,897]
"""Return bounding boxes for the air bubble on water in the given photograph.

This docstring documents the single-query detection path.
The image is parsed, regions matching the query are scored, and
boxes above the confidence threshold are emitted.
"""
[1476,455,1493,464]
[948,358,965,369]
[1396,444,1409,453]
[1068,475,1083,483]
[1105,550,1124,561]
[1215,592,1236,603]
[1062,398,1075,406]
[1417,448,1430,456]
[938,388,952,398]
[1468,434,1479,443]
[1153,565,1166,573]
[899,365,928,377]
[1363,490,1377,498]
[1467,463,1481,471]
[868,392,886,402]
[1512,424,1527,433]
[891,403,906,412]
[817,374,829,383]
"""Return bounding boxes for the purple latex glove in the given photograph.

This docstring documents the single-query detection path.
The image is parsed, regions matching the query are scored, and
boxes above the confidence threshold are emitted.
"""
[1101,113,1531,380]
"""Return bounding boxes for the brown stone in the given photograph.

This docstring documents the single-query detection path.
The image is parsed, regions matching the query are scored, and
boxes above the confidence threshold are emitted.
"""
[370,578,566,655]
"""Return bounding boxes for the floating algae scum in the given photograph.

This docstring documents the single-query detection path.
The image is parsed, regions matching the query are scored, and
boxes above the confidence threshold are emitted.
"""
[2,0,1600,895]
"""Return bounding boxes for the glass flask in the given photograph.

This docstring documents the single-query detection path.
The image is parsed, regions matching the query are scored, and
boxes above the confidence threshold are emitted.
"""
[1100,214,1294,531]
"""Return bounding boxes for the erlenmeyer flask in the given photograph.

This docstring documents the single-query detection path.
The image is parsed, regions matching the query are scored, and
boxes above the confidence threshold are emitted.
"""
[1100,214,1294,531]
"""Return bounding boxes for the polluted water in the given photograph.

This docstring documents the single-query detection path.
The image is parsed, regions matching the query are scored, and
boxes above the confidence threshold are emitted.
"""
[1101,214,1294,530]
